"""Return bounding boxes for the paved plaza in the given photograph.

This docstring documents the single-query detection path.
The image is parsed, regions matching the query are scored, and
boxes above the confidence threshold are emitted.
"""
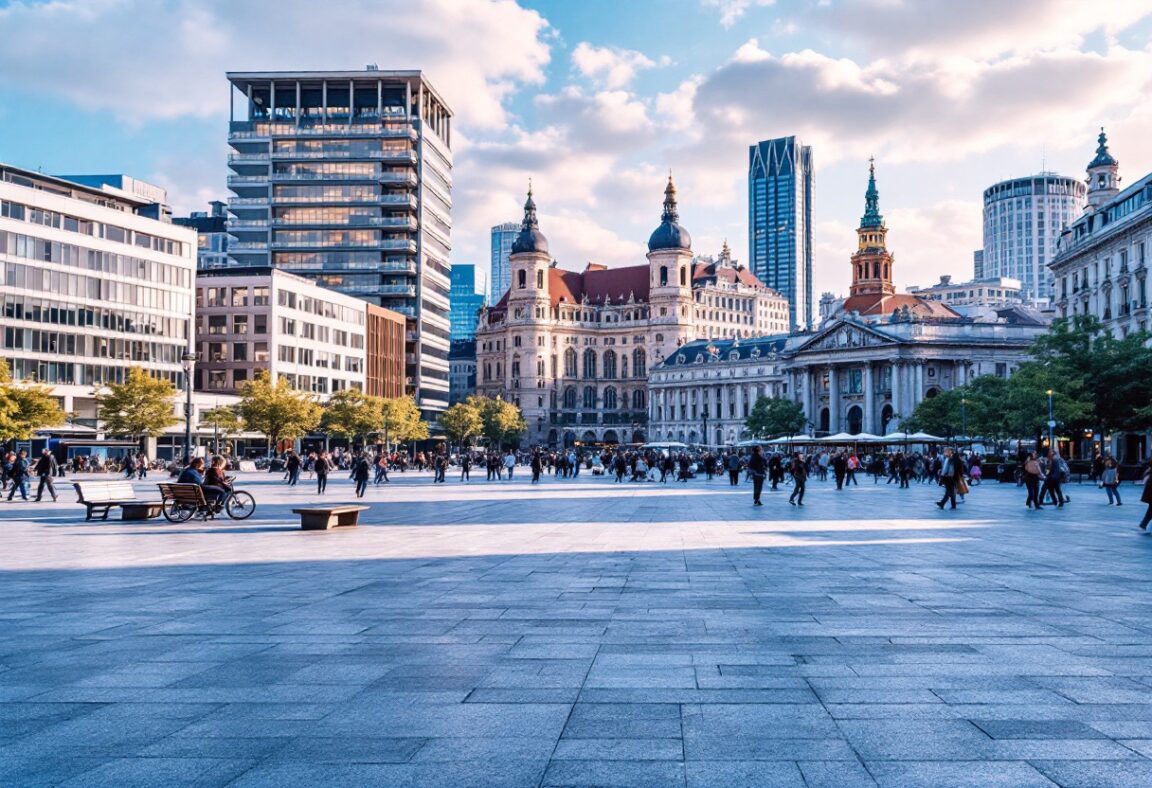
[2,470,1152,787]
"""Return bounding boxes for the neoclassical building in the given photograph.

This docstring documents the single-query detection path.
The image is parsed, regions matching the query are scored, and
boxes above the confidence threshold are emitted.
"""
[1050,129,1151,337]
[648,336,793,446]
[474,178,790,447]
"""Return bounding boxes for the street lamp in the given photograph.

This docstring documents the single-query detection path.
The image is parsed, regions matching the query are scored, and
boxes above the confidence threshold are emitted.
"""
[181,351,197,465]
[1046,389,1055,450]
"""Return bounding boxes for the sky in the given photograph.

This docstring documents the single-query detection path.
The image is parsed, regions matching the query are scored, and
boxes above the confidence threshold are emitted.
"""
[2,0,1151,300]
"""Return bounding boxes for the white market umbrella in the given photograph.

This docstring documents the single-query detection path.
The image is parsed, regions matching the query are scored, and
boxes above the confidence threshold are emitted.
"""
[908,431,946,443]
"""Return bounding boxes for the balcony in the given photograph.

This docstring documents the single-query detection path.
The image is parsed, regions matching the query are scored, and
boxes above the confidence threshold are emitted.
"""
[269,239,416,253]
[228,152,270,164]
[270,150,417,164]
[227,175,268,186]
[230,242,268,252]
[228,219,268,229]
[229,197,268,206]
[270,216,416,230]
[228,121,417,140]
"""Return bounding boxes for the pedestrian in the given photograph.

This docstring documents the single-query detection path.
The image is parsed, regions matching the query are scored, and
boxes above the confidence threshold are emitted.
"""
[1043,449,1068,508]
[6,450,30,501]
[351,451,370,498]
[531,451,543,484]
[285,451,301,486]
[503,450,516,480]
[613,453,626,483]
[788,453,807,506]
[1101,456,1122,506]
[375,453,390,484]
[34,448,58,502]
[434,454,447,483]
[1023,451,1045,510]
[459,453,471,482]
[1138,458,1152,531]
[726,452,741,486]
[314,451,329,495]
[832,452,847,490]
[747,445,767,506]
[936,447,961,510]
[845,453,859,486]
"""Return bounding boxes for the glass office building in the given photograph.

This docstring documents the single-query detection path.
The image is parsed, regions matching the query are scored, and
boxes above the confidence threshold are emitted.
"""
[982,173,1085,303]
[489,221,518,304]
[449,263,486,341]
[226,69,453,415]
[748,137,813,331]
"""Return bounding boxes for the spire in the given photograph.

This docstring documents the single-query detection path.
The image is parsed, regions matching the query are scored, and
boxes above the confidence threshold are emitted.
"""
[860,156,884,229]
[1089,126,1118,169]
[521,180,538,231]
[661,173,679,224]
[720,238,731,263]
[510,180,549,255]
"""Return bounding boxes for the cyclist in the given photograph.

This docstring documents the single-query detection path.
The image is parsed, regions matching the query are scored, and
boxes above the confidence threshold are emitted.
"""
[202,457,232,512]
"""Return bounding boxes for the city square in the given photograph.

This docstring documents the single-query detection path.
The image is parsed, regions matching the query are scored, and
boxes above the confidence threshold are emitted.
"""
[3,472,1152,787]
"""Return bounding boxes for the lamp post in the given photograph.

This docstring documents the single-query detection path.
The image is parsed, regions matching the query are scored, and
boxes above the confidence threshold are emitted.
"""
[181,352,196,465]
[960,397,967,439]
[702,405,710,449]
[1046,388,1055,450]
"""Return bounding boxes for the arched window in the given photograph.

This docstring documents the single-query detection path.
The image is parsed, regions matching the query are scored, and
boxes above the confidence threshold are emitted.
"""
[603,350,617,379]
[620,355,629,379]
[564,347,577,377]
[511,354,521,378]
[632,389,646,409]
[563,386,577,409]
[582,385,596,409]
[604,387,618,410]
[583,348,597,378]
[517,269,526,289]
[659,266,668,286]
[679,266,687,286]
[536,269,544,289]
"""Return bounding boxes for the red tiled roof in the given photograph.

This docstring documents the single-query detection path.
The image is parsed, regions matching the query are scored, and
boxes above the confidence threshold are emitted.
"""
[840,293,960,319]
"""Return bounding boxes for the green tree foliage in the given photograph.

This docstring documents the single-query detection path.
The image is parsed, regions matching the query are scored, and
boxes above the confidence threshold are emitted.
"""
[199,404,243,437]
[0,360,66,440]
[745,396,807,438]
[439,401,483,448]
[236,370,323,452]
[380,396,429,447]
[96,367,179,439]
[321,389,386,442]
[467,395,527,448]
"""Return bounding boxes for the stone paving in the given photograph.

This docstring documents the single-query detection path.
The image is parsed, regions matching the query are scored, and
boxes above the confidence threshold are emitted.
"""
[2,469,1152,787]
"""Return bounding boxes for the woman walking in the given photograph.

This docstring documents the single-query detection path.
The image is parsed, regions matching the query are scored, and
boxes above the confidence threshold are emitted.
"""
[1023,451,1045,510]
[1102,456,1122,506]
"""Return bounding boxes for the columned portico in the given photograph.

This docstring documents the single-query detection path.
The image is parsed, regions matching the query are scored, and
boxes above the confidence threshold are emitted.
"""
[827,364,840,433]
[863,363,875,434]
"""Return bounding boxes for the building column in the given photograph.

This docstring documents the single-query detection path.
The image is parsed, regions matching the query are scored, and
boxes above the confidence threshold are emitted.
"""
[911,360,924,414]
[891,362,903,428]
[834,366,843,433]
[863,363,875,434]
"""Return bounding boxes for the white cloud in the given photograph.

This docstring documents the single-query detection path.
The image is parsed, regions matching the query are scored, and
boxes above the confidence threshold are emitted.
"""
[570,42,669,89]
[701,0,776,29]
[0,0,551,128]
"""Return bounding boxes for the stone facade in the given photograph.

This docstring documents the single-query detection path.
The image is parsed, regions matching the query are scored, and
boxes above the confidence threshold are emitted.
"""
[475,179,790,447]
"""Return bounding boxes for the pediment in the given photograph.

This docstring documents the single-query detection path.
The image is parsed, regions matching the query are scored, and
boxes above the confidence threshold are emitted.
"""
[796,320,898,353]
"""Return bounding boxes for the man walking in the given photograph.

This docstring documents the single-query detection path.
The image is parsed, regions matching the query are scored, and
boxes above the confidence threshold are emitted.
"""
[1043,450,1068,508]
[351,451,370,499]
[503,450,516,480]
[747,445,767,506]
[34,448,58,502]
[936,447,961,510]
[788,453,807,506]
[7,450,30,501]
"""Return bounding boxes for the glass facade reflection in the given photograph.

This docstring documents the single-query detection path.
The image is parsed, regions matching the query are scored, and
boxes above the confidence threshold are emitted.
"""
[748,137,813,331]
[449,264,487,341]
[490,222,518,304]
[226,70,452,414]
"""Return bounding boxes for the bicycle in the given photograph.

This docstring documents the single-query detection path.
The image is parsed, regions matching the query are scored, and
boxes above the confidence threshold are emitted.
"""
[159,480,256,523]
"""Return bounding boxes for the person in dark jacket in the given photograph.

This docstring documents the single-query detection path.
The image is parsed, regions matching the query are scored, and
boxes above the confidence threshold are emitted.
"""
[7,450,30,501]
[747,445,768,506]
[936,447,962,510]
[285,451,301,486]
[314,452,330,494]
[34,449,59,502]
[351,451,371,498]
[788,453,807,506]
[1138,458,1152,532]
[832,452,848,490]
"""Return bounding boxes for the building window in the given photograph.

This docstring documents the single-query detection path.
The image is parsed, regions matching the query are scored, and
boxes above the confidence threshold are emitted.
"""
[583,348,597,378]
[583,386,596,409]
[518,270,526,289]
[603,350,617,379]
[536,270,544,289]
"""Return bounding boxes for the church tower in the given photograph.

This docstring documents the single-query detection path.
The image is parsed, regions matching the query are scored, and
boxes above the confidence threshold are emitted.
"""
[646,175,695,357]
[507,185,551,313]
[1086,127,1120,210]
[849,159,895,298]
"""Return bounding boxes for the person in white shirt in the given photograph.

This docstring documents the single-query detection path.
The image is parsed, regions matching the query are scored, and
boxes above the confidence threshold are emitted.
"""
[503,452,516,480]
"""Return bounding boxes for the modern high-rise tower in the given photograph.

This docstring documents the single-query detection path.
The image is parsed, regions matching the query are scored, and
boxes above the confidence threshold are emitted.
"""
[225,69,453,415]
[489,221,519,304]
[449,264,486,341]
[982,172,1085,303]
[749,136,813,331]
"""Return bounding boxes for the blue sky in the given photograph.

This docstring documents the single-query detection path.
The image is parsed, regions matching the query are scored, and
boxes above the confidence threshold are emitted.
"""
[2,0,1150,299]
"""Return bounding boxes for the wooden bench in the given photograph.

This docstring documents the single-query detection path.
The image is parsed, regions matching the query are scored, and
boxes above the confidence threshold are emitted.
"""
[292,505,368,531]
[73,481,162,521]
[157,483,212,520]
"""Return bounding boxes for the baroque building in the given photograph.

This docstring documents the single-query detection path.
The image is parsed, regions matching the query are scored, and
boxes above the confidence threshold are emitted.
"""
[474,178,790,447]
[1051,129,1151,337]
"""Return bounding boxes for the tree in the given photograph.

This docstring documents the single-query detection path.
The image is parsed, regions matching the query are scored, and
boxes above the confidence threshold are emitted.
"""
[439,401,483,449]
[902,388,966,438]
[380,396,428,449]
[96,367,179,440]
[321,389,386,443]
[467,395,527,448]
[236,370,323,453]
[745,396,807,438]
[0,360,66,441]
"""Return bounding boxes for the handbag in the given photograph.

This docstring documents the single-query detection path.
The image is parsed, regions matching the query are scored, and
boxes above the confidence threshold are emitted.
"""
[957,477,969,496]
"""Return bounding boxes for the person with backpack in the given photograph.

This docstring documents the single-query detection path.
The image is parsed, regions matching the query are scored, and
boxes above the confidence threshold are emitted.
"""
[1043,449,1069,508]
[34,448,58,502]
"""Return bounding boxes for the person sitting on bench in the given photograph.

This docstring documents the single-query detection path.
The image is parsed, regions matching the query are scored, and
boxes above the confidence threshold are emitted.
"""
[202,457,232,512]
[177,458,227,512]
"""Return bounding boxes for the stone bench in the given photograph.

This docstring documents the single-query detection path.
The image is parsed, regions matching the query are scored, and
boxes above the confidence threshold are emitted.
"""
[292,505,369,531]
[73,481,162,521]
